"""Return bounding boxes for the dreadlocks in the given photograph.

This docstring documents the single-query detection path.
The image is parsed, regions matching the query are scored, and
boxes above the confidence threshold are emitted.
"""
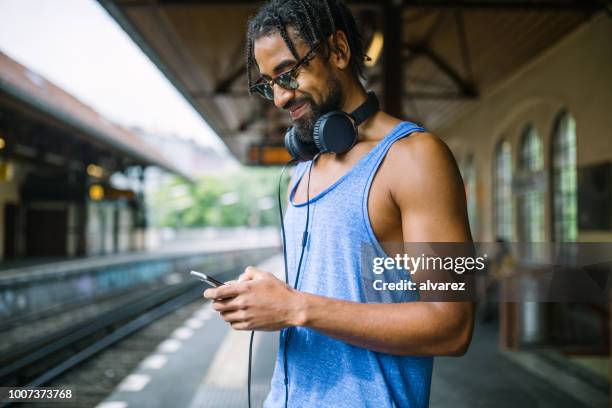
[245,0,368,93]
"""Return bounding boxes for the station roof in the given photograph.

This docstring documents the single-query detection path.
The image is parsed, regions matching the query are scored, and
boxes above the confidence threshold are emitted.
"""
[99,0,602,164]
[0,51,191,179]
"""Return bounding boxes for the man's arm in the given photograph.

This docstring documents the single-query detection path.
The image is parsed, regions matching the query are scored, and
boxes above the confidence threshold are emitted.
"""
[205,132,474,357]
[290,133,474,356]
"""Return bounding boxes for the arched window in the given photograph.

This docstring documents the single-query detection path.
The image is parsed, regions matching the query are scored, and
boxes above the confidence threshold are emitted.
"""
[461,154,478,238]
[519,125,545,243]
[494,140,513,241]
[551,112,577,242]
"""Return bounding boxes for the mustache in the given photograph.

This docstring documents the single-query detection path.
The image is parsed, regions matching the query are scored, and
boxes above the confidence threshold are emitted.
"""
[283,97,313,112]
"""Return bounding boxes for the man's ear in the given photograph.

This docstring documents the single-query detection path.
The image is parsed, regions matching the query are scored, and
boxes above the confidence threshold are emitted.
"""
[328,30,351,70]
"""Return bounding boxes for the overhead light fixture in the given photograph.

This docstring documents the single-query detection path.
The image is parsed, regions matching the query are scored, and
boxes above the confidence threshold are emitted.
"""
[89,184,105,201]
[365,31,384,68]
[87,163,104,178]
[0,161,13,182]
[0,137,5,150]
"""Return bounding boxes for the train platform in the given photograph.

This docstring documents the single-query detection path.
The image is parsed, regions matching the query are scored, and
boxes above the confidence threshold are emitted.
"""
[0,234,279,330]
[95,254,606,408]
[95,255,283,408]
[0,229,280,282]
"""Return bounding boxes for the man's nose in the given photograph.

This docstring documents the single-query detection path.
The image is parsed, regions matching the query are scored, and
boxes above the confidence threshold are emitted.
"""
[273,84,294,110]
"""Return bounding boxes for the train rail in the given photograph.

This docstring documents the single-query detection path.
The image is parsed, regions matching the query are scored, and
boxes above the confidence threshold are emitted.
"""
[0,248,278,407]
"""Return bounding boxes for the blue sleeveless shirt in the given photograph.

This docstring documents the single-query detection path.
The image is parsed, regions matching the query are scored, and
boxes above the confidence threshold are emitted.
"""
[264,121,433,408]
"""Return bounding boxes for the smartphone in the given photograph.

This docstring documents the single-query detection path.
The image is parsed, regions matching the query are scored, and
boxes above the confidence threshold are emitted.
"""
[190,270,225,288]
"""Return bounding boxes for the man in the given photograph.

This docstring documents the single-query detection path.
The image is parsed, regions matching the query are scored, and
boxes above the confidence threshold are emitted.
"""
[204,0,474,407]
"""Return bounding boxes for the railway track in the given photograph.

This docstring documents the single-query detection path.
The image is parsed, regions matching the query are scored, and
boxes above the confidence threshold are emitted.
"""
[0,266,240,408]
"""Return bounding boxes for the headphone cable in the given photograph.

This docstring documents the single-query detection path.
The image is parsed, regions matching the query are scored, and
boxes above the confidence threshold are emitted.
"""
[247,330,255,408]
[282,155,318,408]
[247,160,295,408]
[246,156,317,408]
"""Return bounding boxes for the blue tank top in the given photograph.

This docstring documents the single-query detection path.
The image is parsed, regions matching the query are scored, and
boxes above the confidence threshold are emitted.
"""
[264,121,433,408]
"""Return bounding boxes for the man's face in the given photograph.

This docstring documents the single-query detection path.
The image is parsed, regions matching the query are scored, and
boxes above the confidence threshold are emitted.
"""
[253,31,343,143]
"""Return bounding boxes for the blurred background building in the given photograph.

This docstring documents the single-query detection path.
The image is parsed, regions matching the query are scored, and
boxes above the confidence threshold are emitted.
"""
[0,51,192,259]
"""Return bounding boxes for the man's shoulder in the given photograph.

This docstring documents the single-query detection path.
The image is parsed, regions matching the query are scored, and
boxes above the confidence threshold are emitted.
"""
[373,114,444,160]
[381,127,463,206]
[386,129,455,172]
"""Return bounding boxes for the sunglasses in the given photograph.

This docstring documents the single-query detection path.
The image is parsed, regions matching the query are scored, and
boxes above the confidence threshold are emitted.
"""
[250,43,320,100]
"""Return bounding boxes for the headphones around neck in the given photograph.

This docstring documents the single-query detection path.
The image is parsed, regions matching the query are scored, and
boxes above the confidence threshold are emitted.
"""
[284,91,380,162]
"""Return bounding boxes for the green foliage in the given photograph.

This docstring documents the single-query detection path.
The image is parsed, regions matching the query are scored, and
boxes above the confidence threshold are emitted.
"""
[150,167,289,228]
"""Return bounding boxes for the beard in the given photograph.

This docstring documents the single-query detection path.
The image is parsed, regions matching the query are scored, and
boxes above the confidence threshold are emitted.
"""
[292,76,343,144]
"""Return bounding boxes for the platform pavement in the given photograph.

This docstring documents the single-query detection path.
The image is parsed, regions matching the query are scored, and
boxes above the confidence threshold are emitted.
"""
[95,255,282,408]
[430,320,598,408]
[96,254,601,408]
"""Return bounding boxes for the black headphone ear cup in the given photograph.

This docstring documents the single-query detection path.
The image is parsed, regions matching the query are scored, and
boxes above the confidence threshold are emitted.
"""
[284,127,301,161]
[313,112,357,155]
[285,92,378,161]
[312,116,327,153]
[285,127,319,162]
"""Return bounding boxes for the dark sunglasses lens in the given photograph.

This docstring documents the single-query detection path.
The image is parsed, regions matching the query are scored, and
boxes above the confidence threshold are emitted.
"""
[252,83,274,100]
[262,85,274,100]
[277,73,299,90]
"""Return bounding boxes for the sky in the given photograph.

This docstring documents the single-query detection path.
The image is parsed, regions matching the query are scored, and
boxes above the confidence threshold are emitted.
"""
[0,0,227,153]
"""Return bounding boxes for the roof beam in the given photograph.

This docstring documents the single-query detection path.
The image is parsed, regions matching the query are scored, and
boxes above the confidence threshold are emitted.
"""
[214,63,247,94]
[403,44,478,98]
[118,0,604,11]
[400,0,603,10]
[382,0,404,116]
[405,92,477,100]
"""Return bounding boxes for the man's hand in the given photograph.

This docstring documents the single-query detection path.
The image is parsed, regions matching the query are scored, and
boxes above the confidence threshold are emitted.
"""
[203,266,305,331]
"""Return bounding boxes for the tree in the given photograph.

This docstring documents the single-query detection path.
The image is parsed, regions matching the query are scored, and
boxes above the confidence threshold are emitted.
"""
[149,167,288,228]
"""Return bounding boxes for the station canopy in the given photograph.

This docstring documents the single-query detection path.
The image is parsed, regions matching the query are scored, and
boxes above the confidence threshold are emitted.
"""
[0,51,189,178]
[99,0,603,165]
